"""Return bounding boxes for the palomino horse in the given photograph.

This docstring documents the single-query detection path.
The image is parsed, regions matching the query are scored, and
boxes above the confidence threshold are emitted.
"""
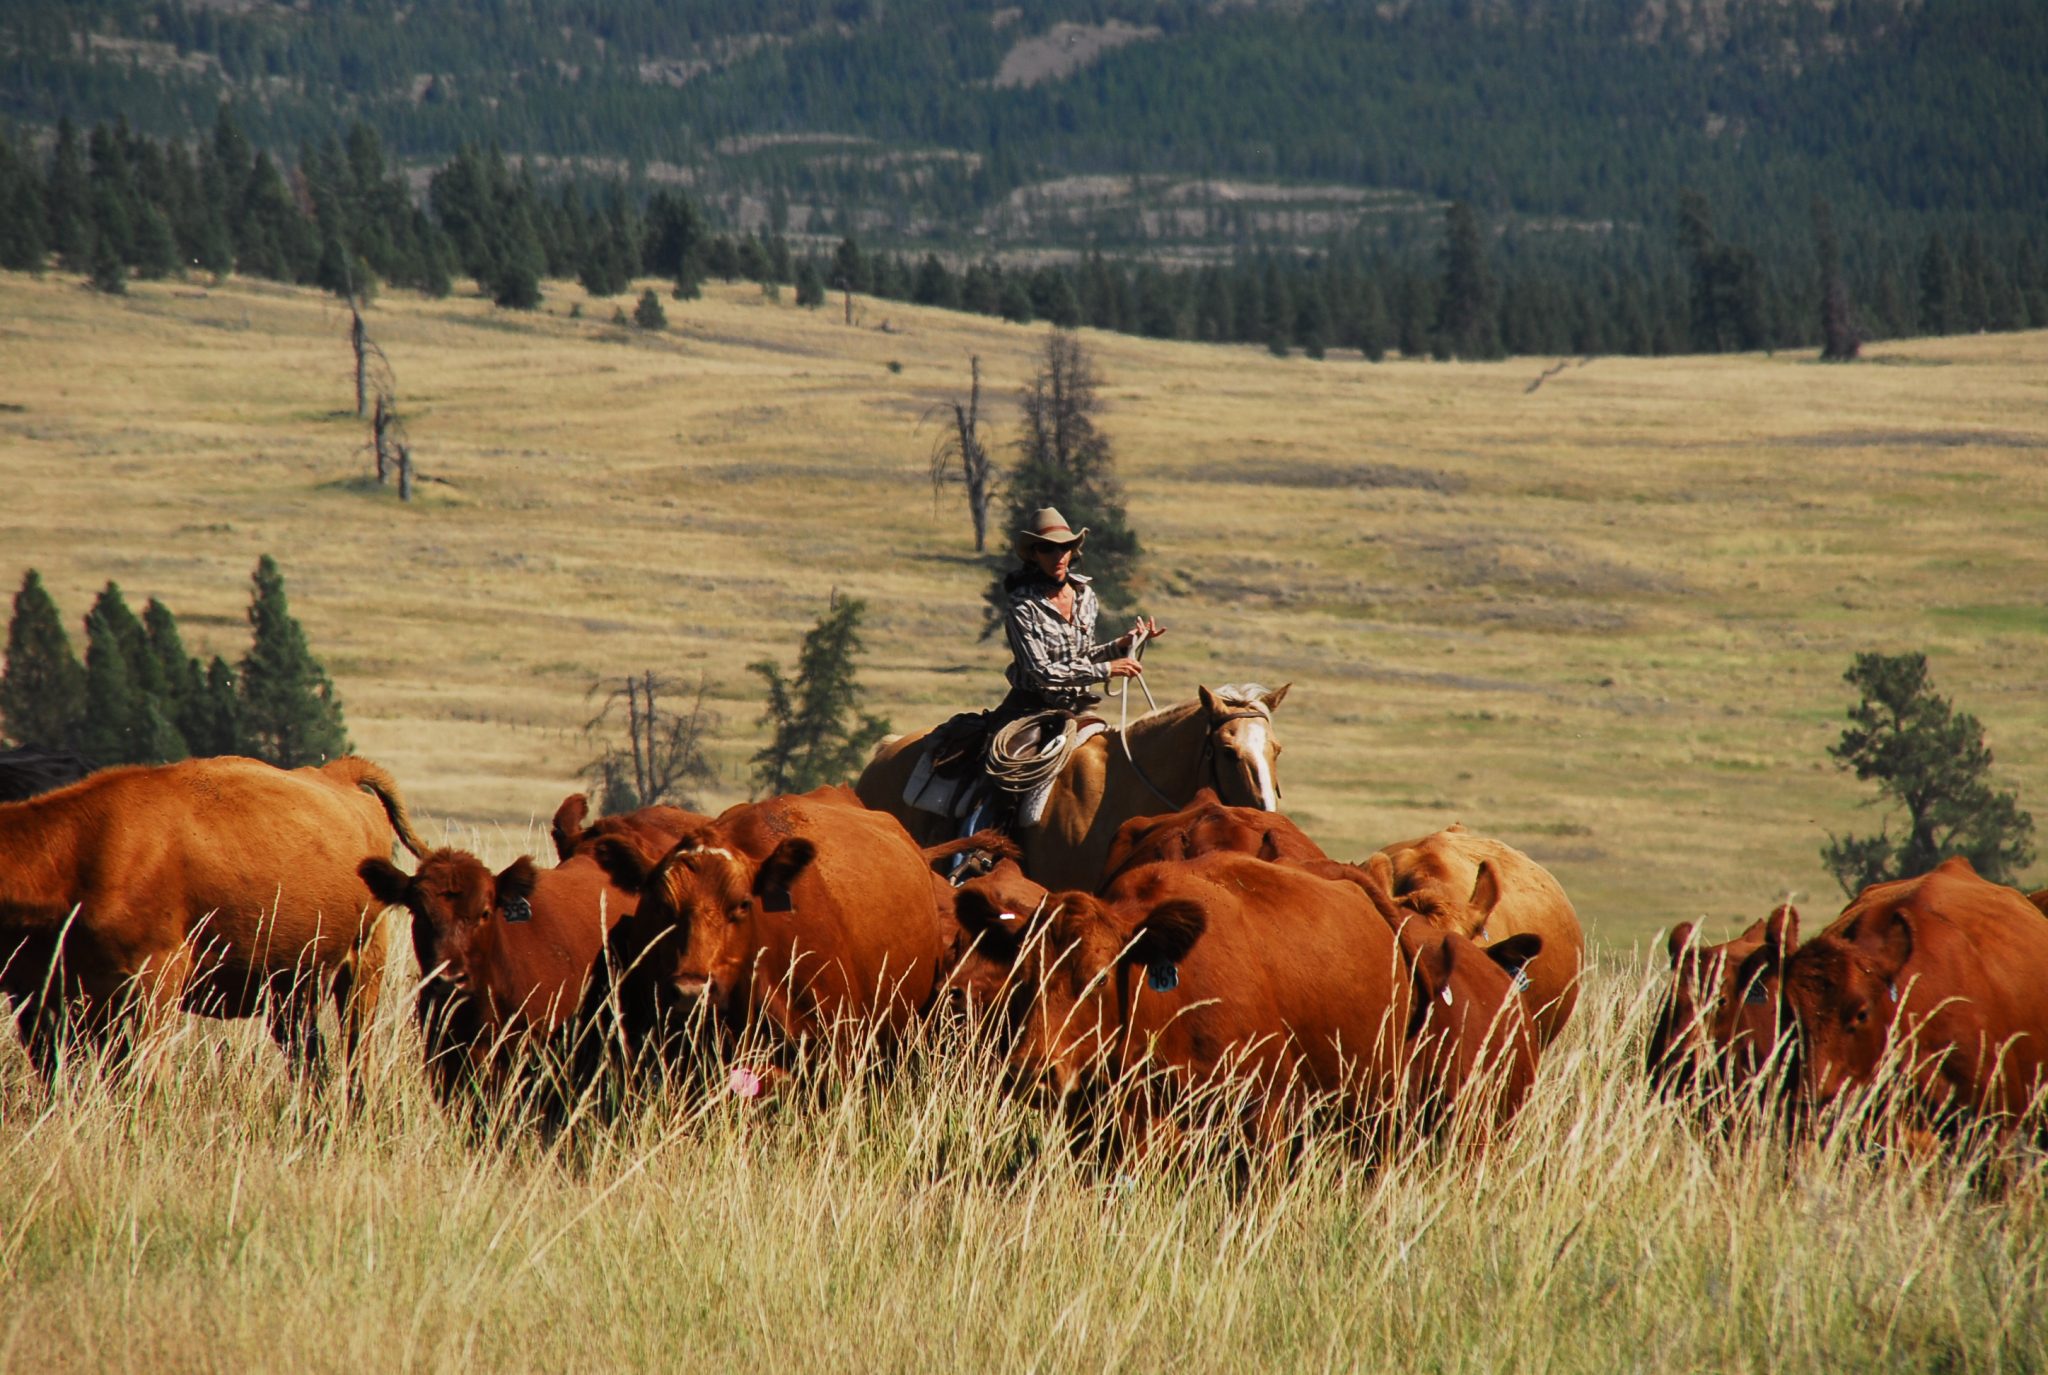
[854,683,1290,893]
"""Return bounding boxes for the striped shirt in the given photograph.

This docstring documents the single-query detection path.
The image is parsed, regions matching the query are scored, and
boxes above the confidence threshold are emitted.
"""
[1002,571,1127,710]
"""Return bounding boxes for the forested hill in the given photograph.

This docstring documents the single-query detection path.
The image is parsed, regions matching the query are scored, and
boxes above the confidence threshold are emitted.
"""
[4,0,2043,259]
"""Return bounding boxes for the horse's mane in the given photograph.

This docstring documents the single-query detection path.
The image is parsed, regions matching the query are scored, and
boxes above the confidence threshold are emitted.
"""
[1123,683,1276,738]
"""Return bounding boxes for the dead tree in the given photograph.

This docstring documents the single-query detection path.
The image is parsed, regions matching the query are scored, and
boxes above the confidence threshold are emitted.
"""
[582,671,719,813]
[372,395,393,484]
[351,301,368,417]
[924,354,996,551]
[397,443,413,502]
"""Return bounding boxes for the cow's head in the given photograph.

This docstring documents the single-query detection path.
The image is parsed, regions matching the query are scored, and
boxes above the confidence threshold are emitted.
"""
[943,857,1054,1022]
[1781,906,1915,1114]
[1699,904,1802,1099]
[952,887,1205,1109]
[1199,683,1289,812]
[591,828,816,1031]
[1646,911,1778,1096]
[1403,928,1544,1132]
[360,849,538,994]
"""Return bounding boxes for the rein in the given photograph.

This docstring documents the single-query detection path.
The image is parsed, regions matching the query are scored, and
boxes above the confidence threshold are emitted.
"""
[1106,632,1272,811]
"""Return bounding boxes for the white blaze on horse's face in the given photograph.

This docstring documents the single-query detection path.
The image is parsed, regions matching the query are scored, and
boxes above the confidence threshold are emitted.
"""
[1242,717,1277,812]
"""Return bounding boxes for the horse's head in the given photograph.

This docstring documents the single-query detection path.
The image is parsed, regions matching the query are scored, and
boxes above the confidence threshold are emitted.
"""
[1198,682,1290,812]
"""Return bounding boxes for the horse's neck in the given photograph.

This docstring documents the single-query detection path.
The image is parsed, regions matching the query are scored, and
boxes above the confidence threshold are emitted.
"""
[1116,703,1208,802]
[0,792,87,927]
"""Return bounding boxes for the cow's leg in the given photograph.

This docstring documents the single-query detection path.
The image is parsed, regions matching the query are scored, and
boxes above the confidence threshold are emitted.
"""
[335,905,397,1090]
[122,941,197,1081]
[265,970,328,1082]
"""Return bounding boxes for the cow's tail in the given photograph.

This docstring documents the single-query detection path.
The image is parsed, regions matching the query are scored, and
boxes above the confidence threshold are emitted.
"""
[327,755,428,859]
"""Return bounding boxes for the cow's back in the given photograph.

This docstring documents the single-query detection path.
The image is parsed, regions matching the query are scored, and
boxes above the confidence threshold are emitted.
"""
[720,794,946,1027]
[1103,854,1411,1098]
[1378,826,1584,1042]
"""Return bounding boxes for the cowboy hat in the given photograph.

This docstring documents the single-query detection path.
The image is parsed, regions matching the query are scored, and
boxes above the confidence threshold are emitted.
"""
[1016,506,1089,553]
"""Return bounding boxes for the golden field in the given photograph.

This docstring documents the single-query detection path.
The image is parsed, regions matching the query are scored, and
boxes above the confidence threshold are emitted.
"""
[4,268,2044,948]
[4,267,2048,1370]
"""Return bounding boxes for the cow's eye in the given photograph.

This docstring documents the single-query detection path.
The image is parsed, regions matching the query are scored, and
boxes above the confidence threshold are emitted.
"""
[729,903,749,922]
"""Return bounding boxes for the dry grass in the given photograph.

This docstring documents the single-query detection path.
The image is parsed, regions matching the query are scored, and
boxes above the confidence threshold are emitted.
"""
[3,268,2046,959]
[3,891,2046,1372]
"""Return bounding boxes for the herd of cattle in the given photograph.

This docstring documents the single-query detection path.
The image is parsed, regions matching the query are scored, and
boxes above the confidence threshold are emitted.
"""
[1,749,2044,1157]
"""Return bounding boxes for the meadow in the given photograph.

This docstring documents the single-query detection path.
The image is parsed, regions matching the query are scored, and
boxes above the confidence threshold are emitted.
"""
[3,270,2048,1370]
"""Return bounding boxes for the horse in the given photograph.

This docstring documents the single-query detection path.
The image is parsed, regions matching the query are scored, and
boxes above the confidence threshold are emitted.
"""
[854,683,1290,893]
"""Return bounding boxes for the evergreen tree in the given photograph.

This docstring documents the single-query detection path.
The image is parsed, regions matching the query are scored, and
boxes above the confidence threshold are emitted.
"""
[0,570,87,750]
[1821,651,2034,895]
[82,583,184,763]
[237,555,350,767]
[633,288,667,329]
[748,596,890,795]
[144,598,212,755]
[794,259,826,308]
[1918,231,1958,336]
[1813,196,1859,361]
[989,331,1143,618]
[45,118,92,268]
[1435,201,1502,359]
[197,656,241,757]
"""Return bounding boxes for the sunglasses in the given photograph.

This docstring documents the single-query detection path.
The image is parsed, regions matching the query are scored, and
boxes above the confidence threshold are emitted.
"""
[1032,541,1074,556]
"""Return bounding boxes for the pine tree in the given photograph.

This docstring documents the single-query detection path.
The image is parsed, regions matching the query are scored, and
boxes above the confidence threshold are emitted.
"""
[1435,201,1502,360]
[144,598,213,754]
[197,656,241,757]
[0,570,87,749]
[794,260,825,308]
[748,596,890,795]
[1821,651,2034,894]
[237,555,350,767]
[988,331,1143,618]
[82,584,185,764]
[1918,231,1958,336]
[633,289,667,330]
[1813,196,1859,362]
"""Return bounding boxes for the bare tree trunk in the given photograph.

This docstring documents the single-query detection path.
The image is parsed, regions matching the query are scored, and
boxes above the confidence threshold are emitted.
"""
[372,395,392,484]
[397,444,413,502]
[957,356,990,551]
[843,285,853,327]
[350,300,368,417]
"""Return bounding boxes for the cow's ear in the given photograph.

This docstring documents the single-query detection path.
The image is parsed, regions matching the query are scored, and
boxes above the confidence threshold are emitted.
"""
[1765,902,1800,952]
[591,835,656,893]
[1133,898,1207,968]
[1259,682,1291,712]
[359,857,411,906]
[495,856,539,921]
[1863,910,1914,978]
[952,884,1045,956]
[1363,851,1397,894]
[550,793,591,861]
[1193,786,1222,807]
[754,838,817,908]
[1411,932,1456,1004]
[1469,861,1503,919]
[1486,933,1543,988]
[1665,922,1696,968]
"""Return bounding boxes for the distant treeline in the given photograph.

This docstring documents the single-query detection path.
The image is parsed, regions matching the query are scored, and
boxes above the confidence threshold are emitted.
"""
[4,0,2043,240]
[3,113,2044,359]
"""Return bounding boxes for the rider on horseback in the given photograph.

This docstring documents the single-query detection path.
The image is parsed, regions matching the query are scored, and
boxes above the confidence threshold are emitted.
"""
[996,507,1163,729]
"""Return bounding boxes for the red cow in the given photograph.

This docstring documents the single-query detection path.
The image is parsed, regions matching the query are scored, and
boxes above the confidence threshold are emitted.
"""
[1773,857,2048,1133]
[1646,906,1793,1100]
[1098,788,1329,889]
[361,796,703,1103]
[581,789,947,1080]
[1370,826,1584,1044]
[0,755,424,1079]
[950,851,1543,1155]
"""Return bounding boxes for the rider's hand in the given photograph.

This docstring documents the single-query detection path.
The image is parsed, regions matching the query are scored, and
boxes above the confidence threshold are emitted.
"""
[1127,617,1165,646]
[1107,657,1144,679]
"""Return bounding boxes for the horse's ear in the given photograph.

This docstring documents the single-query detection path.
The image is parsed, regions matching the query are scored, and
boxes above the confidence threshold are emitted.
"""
[1260,683,1291,712]
[1198,684,1222,719]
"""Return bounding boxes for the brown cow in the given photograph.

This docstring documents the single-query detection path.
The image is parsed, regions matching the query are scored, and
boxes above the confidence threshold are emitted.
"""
[1370,826,1584,1044]
[1770,857,2048,1134]
[579,789,947,1082]
[550,792,715,864]
[0,755,424,1080]
[951,851,1543,1155]
[1645,906,1793,1100]
[1098,788,1329,890]
[359,846,638,1104]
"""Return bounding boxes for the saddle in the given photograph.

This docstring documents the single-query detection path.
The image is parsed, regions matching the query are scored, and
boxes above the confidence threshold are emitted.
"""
[903,709,1107,828]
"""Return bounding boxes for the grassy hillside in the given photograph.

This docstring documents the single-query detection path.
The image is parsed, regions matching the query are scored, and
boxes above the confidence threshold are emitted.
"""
[2,270,2046,952]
